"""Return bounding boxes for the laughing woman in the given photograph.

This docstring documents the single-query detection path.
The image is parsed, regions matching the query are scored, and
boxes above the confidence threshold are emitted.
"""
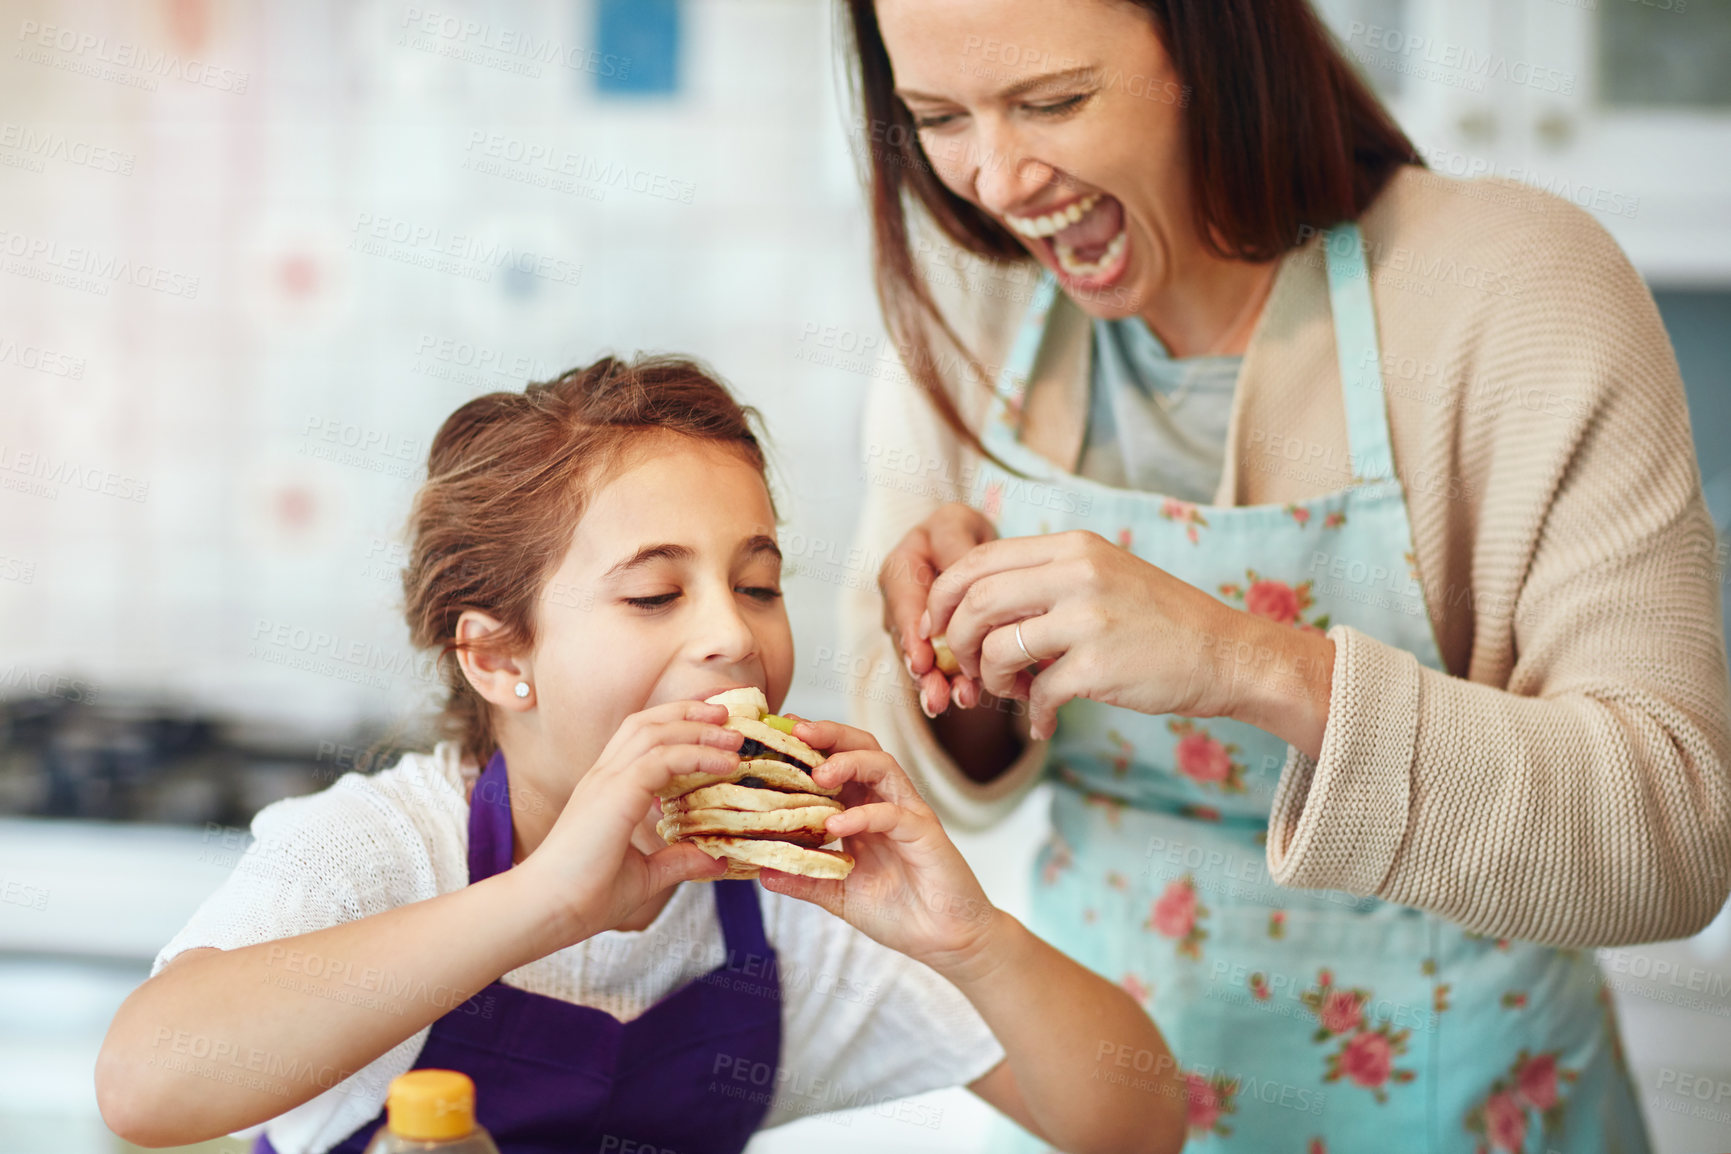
[836,0,1731,1151]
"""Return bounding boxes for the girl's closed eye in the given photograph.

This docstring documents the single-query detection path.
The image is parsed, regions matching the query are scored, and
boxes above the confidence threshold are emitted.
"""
[622,586,781,611]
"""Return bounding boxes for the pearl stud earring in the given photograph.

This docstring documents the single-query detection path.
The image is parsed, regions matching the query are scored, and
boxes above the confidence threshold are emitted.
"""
[514,681,531,699]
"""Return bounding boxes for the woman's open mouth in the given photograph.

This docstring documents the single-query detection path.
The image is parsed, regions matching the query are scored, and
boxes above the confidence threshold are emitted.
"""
[1005,192,1129,292]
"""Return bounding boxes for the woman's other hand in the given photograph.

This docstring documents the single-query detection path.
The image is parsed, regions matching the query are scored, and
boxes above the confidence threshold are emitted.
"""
[879,501,998,718]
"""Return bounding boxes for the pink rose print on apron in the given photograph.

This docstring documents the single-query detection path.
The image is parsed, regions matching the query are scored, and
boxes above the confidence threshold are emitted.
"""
[1465,1051,1579,1153]
[1160,498,1209,544]
[1186,1069,1241,1140]
[1301,970,1416,1103]
[1217,569,1331,633]
[1167,718,1248,792]
[1146,874,1208,960]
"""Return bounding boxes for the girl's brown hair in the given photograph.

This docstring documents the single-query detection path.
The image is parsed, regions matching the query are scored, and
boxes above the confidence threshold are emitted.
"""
[401,354,774,765]
[838,0,1422,473]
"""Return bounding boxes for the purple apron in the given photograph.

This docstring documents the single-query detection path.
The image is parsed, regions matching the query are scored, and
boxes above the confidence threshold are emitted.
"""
[256,750,782,1154]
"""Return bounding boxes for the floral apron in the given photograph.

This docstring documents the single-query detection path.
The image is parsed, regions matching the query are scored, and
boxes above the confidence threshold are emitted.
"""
[974,226,1649,1154]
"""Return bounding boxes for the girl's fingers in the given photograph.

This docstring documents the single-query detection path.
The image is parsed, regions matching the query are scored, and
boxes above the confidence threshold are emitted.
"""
[788,717,882,755]
[757,868,846,919]
[824,800,918,841]
[652,699,732,728]
[810,751,924,808]
[623,743,748,794]
[609,715,741,770]
[580,744,739,838]
[641,842,728,892]
[602,702,733,764]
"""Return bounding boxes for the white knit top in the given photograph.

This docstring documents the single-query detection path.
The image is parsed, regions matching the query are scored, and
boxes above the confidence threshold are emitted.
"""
[152,743,1005,1152]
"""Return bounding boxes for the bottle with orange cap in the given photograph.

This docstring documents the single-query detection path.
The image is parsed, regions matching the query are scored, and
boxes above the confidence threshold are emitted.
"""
[361,1070,501,1153]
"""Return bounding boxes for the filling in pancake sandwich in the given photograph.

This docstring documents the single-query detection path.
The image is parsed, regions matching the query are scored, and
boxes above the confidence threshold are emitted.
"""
[655,687,855,881]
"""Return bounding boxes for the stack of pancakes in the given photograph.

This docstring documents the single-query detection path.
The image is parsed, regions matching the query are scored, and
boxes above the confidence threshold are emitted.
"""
[655,688,855,881]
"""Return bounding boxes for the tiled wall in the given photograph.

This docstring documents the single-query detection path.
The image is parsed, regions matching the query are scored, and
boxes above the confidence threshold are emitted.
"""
[1,0,887,742]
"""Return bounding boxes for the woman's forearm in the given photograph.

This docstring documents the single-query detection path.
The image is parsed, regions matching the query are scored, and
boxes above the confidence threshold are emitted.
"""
[95,869,560,1147]
[941,911,1187,1154]
[1214,609,1336,760]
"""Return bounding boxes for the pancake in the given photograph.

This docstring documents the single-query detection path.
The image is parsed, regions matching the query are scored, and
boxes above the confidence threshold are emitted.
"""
[702,860,766,881]
[657,805,838,847]
[723,716,825,770]
[658,757,839,802]
[684,836,855,880]
[662,690,855,881]
[708,686,768,719]
[666,782,842,814]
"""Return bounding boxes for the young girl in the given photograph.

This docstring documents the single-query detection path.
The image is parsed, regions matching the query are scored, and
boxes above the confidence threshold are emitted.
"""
[95,356,1185,1154]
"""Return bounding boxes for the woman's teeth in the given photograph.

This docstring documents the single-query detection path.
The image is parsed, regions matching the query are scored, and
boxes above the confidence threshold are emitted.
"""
[1055,231,1127,280]
[1006,192,1102,239]
[1005,192,1128,282]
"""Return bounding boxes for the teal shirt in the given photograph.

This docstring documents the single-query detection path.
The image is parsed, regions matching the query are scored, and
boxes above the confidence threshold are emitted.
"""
[1077,315,1242,503]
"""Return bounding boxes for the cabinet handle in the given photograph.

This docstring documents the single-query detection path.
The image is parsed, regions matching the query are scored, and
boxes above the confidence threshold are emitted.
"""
[1456,107,1497,143]
[1536,110,1576,149]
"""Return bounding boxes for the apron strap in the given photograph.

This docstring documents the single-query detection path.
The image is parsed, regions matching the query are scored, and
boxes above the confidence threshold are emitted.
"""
[468,750,774,968]
[1322,222,1396,484]
[466,750,516,883]
[712,878,771,960]
[991,227,1399,488]
[989,270,1060,422]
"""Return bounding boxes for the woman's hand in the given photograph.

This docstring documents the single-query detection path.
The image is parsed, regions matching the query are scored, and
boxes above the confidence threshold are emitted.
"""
[757,717,1001,977]
[514,700,735,944]
[879,502,998,718]
[924,529,1323,744]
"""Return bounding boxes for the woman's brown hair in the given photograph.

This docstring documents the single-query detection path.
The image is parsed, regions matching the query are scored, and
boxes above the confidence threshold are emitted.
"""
[401,354,775,765]
[838,0,1422,472]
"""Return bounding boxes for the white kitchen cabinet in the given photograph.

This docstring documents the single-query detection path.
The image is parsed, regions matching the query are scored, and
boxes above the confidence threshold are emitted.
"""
[1314,0,1731,284]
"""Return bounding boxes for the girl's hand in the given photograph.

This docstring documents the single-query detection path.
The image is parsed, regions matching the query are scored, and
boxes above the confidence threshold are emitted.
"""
[513,700,735,944]
[757,717,1001,976]
[922,530,1252,741]
[878,502,998,718]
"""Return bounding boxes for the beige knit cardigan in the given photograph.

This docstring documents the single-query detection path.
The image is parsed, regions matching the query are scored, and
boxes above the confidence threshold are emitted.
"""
[839,167,1731,948]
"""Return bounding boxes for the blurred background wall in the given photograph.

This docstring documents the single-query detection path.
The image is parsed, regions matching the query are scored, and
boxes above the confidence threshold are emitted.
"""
[0,0,878,745]
[1,1,1729,1152]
